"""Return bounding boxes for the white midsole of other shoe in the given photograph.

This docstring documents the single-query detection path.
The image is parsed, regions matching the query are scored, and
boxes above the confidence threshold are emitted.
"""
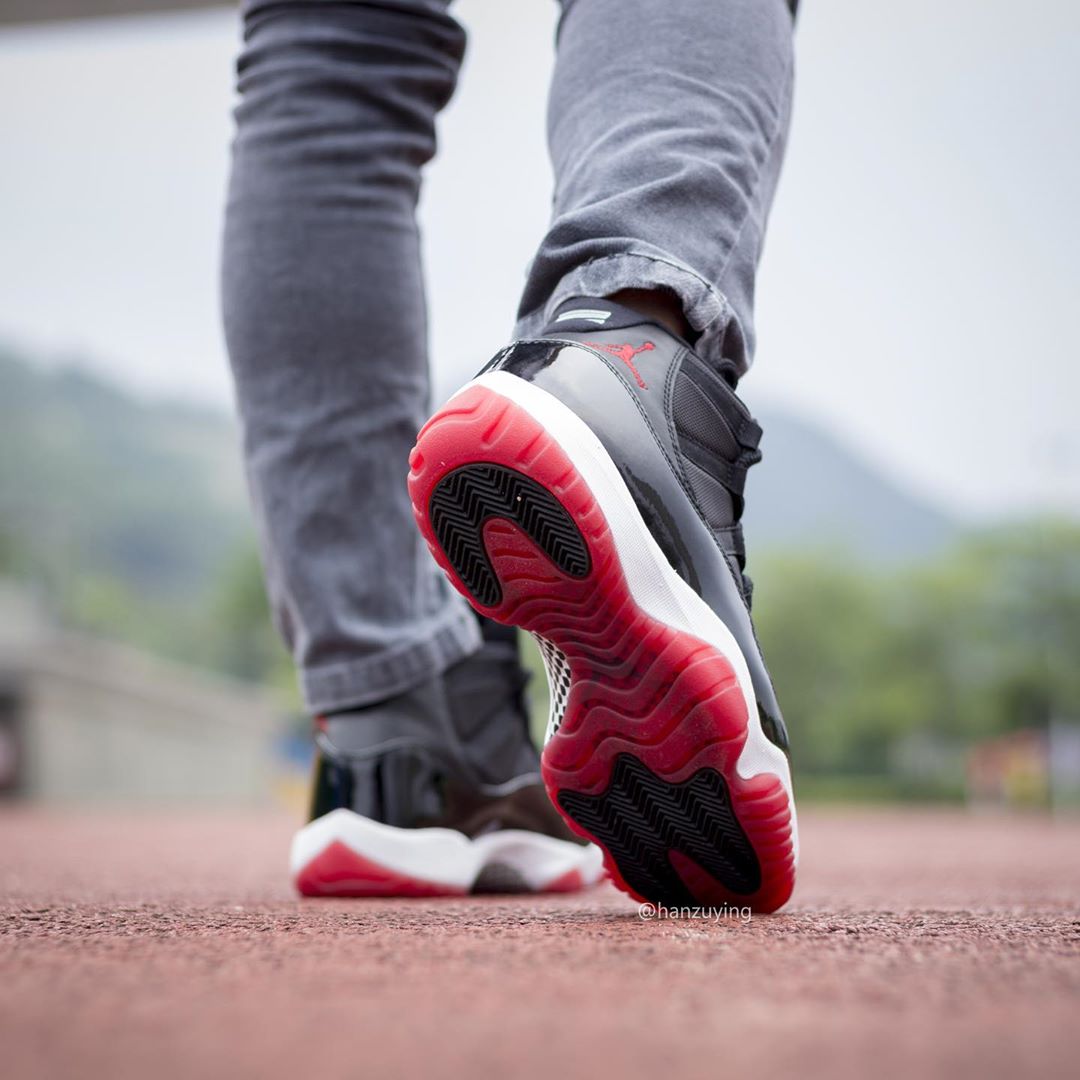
[461,368,799,863]
[291,808,605,893]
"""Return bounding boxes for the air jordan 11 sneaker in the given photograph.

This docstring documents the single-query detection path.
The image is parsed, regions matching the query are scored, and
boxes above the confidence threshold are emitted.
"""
[291,616,604,896]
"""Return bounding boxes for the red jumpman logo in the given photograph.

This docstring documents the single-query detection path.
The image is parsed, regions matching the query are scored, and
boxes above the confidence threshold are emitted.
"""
[581,340,655,389]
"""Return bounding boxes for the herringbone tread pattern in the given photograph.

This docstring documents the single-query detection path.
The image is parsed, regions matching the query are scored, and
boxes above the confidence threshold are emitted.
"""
[429,465,589,608]
[559,754,760,900]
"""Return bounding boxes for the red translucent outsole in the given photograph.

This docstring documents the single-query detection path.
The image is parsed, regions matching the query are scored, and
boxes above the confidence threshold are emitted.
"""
[409,385,795,913]
[295,841,467,898]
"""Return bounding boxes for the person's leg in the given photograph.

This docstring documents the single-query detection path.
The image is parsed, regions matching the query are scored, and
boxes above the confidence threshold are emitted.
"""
[516,0,797,378]
[222,0,480,713]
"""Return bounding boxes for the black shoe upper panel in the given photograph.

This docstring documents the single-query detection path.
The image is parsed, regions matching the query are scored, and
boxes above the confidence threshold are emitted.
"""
[311,634,545,830]
[483,333,788,751]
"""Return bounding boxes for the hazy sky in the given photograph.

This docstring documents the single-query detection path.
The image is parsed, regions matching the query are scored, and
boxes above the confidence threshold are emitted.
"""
[1,0,1077,517]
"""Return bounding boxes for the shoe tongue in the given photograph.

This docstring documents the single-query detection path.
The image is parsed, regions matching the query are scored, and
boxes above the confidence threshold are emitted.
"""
[543,296,665,336]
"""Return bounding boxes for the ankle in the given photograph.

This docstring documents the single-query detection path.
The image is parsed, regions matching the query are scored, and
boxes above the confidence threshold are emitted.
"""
[605,288,691,340]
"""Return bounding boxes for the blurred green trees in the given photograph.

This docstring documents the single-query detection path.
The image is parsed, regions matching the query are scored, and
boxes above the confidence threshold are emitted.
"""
[6,506,1078,800]
[746,519,1080,796]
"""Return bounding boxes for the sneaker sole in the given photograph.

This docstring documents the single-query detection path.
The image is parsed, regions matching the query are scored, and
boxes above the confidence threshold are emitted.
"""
[408,370,797,913]
[291,808,604,897]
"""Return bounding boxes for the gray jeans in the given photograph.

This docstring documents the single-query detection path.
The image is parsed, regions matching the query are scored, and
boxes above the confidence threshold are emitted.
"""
[222,0,795,713]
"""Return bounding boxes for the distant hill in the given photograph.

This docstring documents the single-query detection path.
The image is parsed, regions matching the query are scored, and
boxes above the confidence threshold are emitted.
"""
[0,347,250,599]
[745,406,958,563]
[0,349,957,605]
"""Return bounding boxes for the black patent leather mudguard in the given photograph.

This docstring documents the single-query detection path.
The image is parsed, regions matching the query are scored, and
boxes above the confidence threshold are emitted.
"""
[481,337,788,751]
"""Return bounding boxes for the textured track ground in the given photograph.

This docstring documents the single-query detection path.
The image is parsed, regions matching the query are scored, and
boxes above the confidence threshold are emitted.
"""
[3,807,1078,1080]
[409,385,794,911]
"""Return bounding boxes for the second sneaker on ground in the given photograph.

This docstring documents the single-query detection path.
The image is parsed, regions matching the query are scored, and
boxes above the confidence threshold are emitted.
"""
[291,616,604,897]
[408,298,797,913]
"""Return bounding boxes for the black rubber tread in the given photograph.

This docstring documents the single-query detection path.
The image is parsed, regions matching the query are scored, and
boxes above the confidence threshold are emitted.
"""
[429,464,590,608]
[558,753,761,902]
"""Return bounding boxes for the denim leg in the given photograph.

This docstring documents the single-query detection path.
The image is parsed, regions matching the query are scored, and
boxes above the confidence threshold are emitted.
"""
[517,0,796,377]
[221,0,479,712]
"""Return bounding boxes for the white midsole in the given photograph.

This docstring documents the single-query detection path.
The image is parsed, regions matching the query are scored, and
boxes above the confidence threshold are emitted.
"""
[460,369,799,863]
[290,808,605,891]
[471,829,604,890]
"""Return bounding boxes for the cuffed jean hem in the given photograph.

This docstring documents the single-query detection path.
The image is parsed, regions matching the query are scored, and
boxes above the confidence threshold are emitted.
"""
[514,249,740,374]
[299,602,482,714]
